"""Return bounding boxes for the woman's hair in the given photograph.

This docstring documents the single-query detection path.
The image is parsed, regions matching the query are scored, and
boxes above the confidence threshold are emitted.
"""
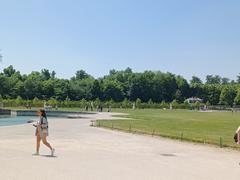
[40,109,47,119]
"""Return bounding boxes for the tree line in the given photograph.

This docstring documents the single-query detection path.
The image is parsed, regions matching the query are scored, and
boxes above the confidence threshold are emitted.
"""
[1,65,240,107]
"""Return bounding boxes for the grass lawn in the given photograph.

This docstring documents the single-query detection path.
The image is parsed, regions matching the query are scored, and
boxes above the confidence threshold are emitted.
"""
[98,109,240,148]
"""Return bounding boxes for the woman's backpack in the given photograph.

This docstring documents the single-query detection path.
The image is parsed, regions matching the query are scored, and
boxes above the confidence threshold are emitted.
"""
[234,133,238,143]
[40,117,48,130]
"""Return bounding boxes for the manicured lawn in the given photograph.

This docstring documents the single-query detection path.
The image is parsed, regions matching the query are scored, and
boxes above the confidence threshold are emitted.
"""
[98,109,240,148]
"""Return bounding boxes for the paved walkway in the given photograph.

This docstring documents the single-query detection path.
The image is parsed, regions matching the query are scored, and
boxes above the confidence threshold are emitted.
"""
[0,112,239,180]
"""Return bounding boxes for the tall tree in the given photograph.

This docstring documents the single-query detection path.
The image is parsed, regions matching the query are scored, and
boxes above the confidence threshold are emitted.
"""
[190,76,202,85]
[75,70,90,80]
[221,77,230,85]
[219,86,237,106]
[175,75,190,102]
[51,71,56,79]
[206,75,221,84]
[41,69,51,80]
[237,74,240,83]
[90,80,102,100]
[103,80,124,102]
[234,88,240,105]
[3,65,16,77]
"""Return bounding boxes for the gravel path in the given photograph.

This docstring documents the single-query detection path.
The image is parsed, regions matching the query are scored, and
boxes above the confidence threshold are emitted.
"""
[0,112,239,180]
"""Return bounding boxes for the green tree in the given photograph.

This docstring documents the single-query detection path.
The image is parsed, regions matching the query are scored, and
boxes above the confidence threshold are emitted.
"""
[15,96,23,106]
[32,97,42,107]
[48,97,58,107]
[206,75,221,84]
[219,86,237,105]
[80,98,87,109]
[64,96,71,107]
[237,74,240,83]
[75,70,91,80]
[23,72,43,99]
[42,80,55,99]
[122,98,130,108]
[234,88,240,105]
[221,77,230,85]
[204,85,221,105]
[94,98,101,107]
[3,65,16,77]
[194,101,201,110]
[171,99,179,109]
[90,80,102,100]
[136,98,142,109]
[41,69,51,80]
[148,98,153,105]
[190,76,202,85]
[51,71,56,79]
[103,80,124,102]
[175,75,190,102]
[53,79,70,101]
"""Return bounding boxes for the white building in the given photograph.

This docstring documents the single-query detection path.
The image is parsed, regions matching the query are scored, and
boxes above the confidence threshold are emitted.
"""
[186,97,203,104]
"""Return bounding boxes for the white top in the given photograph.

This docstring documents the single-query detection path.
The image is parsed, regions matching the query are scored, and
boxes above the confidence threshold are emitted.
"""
[37,117,48,129]
[236,126,240,133]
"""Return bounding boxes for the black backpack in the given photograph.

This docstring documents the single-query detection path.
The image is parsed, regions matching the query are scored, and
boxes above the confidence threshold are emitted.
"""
[234,133,238,143]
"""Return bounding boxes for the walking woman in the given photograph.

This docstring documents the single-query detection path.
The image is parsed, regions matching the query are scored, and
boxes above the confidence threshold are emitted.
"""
[33,109,55,156]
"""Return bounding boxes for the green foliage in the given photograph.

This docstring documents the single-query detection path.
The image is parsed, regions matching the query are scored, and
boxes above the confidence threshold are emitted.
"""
[160,101,168,109]
[136,98,142,109]
[75,70,91,80]
[206,75,222,84]
[3,65,16,77]
[94,98,101,107]
[194,101,201,110]
[234,88,240,105]
[32,97,42,107]
[122,98,131,108]
[48,97,58,107]
[171,100,179,109]
[0,66,240,107]
[190,76,203,85]
[15,96,23,106]
[220,86,237,106]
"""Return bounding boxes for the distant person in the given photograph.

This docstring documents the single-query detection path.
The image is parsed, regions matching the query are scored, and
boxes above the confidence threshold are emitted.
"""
[90,102,94,111]
[33,109,55,156]
[108,106,112,112]
[132,103,136,110]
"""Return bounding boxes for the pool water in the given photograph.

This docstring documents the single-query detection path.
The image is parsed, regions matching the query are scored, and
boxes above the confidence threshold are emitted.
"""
[0,116,37,127]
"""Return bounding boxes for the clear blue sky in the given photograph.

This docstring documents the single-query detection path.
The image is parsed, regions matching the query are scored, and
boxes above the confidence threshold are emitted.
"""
[1,0,240,81]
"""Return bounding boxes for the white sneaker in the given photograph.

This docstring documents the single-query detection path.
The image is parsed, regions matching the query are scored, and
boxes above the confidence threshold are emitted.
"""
[33,152,39,156]
[51,148,55,156]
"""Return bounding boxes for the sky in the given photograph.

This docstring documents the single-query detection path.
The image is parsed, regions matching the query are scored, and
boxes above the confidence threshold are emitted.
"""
[0,0,240,81]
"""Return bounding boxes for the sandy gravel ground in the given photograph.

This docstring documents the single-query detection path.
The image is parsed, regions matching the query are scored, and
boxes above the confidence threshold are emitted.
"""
[0,112,240,180]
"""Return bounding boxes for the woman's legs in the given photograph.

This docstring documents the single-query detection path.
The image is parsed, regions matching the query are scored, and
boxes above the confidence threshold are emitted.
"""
[42,134,53,150]
[36,135,41,154]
